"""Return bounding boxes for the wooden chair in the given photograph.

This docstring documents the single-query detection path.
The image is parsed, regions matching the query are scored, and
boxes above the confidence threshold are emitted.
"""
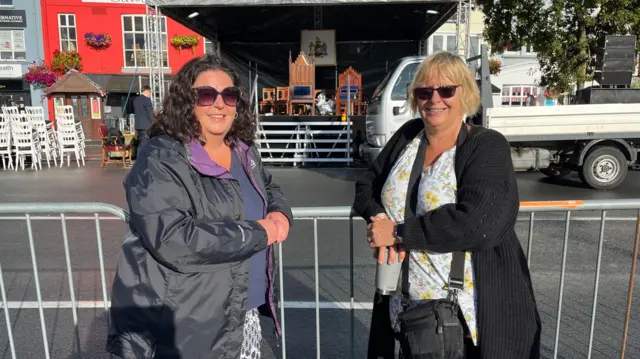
[335,66,362,116]
[288,52,316,116]
[259,87,275,114]
[274,86,289,115]
[99,124,132,168]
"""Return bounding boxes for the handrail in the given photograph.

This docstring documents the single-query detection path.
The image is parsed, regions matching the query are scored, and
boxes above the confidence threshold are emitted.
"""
[0,200,638,220]
[292,199,640,218]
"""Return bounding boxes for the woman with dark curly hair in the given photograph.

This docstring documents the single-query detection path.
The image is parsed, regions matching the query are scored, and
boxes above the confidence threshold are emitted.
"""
[106,54,293,359]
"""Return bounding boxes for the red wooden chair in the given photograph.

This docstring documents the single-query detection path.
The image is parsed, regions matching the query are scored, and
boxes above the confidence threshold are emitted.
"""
[99,124,132,168]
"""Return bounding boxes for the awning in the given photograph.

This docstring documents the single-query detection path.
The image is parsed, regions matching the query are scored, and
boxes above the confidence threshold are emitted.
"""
[148,0,454,6]
[86,74,174,94]
[45,69,104,95]
[150,0,457,43]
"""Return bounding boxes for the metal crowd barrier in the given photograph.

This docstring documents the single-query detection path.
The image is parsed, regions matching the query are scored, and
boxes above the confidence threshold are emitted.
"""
[0,200,638,359]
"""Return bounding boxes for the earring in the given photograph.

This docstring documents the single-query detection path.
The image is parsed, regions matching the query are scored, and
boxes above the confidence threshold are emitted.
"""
[234,113,238,119]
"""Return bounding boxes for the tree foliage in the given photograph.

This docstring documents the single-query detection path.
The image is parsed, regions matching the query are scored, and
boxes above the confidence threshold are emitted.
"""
[475,0,640,93]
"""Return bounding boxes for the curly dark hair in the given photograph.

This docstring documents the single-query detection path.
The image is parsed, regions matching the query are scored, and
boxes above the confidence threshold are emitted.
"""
[147,54,255,147]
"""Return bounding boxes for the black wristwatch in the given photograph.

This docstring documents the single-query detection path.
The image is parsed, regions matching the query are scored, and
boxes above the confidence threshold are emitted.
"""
[394,222,404,242]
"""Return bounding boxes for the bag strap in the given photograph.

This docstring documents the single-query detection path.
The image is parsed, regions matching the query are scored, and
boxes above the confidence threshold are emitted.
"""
[401,122,469,307]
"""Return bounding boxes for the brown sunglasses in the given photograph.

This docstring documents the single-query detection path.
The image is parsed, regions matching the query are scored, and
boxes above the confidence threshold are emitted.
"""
[414,85,460,100]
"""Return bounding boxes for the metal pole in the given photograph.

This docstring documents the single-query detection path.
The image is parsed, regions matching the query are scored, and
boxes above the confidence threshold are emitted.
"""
[620,209,640,359]
[346,75,351,162]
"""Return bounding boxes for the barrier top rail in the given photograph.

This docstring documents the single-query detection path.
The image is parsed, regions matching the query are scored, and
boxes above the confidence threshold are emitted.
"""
[0,200,638,220]
[0,202,129,221]
[291,199,640,218]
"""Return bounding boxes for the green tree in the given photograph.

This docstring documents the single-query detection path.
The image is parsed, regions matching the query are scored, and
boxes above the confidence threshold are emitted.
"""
[475,0,640,94]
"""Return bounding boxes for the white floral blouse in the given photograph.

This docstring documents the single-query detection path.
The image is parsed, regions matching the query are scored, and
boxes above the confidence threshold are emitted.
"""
[381,130,478,345]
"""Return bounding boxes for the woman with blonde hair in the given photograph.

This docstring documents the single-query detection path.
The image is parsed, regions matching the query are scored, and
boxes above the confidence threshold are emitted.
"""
[353,51,541,358]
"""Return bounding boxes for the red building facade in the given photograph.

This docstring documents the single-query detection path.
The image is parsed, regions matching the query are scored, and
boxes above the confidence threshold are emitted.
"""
[40,0,209,131]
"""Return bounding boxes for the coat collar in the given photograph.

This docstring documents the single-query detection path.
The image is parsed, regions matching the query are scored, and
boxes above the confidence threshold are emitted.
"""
[185,139,252,178]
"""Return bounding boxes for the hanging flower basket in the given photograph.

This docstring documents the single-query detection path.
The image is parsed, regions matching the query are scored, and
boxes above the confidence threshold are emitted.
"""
[51,49,83,76]
[488,58,502,75]
[23,61,57,89]
[85,32,112,49]
[171,35,200,53]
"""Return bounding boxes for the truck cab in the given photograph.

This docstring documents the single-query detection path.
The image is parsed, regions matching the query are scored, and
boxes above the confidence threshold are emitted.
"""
[360,56,425,164]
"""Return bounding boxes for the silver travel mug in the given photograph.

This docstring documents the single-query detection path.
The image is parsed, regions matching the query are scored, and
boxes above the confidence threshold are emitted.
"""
[375,248,403,295]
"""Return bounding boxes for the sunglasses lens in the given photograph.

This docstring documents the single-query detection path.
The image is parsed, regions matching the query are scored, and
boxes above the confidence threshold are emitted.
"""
[195,88,217,106]
[414,88,433,100]
[221,88,240,106]
[438,86,456,98]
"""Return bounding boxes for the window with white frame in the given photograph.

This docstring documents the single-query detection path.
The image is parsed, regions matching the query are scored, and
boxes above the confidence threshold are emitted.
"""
[122,15,168,68]
[0,29,26,61]
[504,42,536,56]
[468,36,480,57]
[0,0,12,6]
[428,34,481,56]
[58,14,77,52]
[429,34,457,54]
[501,85,540,106]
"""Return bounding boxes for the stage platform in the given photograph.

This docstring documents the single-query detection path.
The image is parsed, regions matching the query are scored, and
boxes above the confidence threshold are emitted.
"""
[255,115,366,165]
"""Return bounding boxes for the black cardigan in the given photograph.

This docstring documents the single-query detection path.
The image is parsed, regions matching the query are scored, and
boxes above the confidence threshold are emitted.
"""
[353,119,541,359]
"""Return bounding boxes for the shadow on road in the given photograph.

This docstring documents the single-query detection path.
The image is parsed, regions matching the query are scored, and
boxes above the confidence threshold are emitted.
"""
[66,271,374,359]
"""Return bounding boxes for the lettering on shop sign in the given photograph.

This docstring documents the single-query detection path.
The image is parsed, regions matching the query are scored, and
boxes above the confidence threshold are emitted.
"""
[81,0,146,4]
[0,10,26,28]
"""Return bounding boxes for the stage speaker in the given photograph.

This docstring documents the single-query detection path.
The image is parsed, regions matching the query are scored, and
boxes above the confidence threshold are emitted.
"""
[598,35,637,86]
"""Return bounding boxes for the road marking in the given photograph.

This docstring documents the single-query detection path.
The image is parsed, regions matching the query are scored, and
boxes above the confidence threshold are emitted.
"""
[517,216,637,221]
[520,200,585,209]
[0,301,374,310]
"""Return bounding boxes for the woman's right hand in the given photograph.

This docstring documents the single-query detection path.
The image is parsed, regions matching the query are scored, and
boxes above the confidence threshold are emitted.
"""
[369,213,406,264]
[258,219,281,245]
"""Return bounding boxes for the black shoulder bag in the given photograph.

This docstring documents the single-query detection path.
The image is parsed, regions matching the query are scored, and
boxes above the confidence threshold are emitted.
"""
[396,123,470,359]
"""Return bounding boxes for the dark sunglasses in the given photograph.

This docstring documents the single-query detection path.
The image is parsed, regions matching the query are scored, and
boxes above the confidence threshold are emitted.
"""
[413,85,460,100]
[193,86,240,107]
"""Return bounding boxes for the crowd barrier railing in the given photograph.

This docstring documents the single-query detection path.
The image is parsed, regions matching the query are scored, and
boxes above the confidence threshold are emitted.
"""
[0,200,637,359]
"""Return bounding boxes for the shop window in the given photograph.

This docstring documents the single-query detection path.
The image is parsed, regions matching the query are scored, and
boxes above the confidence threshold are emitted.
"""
[122,14,168,68]
[58,14,77,52]
[0,30,26,61]
[501,85,540,106]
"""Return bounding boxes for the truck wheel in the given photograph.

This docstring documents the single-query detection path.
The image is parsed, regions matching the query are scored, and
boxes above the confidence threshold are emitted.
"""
[579,146,628,190]
[540,166,571,178]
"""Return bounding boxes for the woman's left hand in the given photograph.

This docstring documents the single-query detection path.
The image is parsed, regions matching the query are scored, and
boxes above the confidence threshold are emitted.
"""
[267,211,290,243]
[367,217,399,248]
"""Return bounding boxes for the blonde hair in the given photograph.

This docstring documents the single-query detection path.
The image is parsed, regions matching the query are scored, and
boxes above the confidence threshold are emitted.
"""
[408,51,481,116]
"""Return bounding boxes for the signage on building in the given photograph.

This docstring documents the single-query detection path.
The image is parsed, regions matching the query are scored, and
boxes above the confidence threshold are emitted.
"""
[0,64,23,79]
[81,0,145,4]
[0,10,27,28]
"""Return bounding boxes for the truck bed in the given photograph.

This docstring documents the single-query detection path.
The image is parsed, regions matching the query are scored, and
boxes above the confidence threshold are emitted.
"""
[485,103,640,142]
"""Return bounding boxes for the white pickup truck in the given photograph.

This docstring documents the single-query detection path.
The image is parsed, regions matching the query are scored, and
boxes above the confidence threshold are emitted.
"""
[359,49,640,190]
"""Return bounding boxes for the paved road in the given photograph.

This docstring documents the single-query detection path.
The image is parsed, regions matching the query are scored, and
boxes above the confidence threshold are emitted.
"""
[0,165,639,359]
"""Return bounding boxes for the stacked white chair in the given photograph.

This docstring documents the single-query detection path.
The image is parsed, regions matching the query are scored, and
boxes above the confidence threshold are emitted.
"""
[0,114,12,170]
[55,106,85,167]
[9,113,41,171]
[26,106,58,168]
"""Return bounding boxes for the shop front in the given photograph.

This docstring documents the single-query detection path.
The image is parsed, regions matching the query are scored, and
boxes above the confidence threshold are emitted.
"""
[0,64,31,109]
